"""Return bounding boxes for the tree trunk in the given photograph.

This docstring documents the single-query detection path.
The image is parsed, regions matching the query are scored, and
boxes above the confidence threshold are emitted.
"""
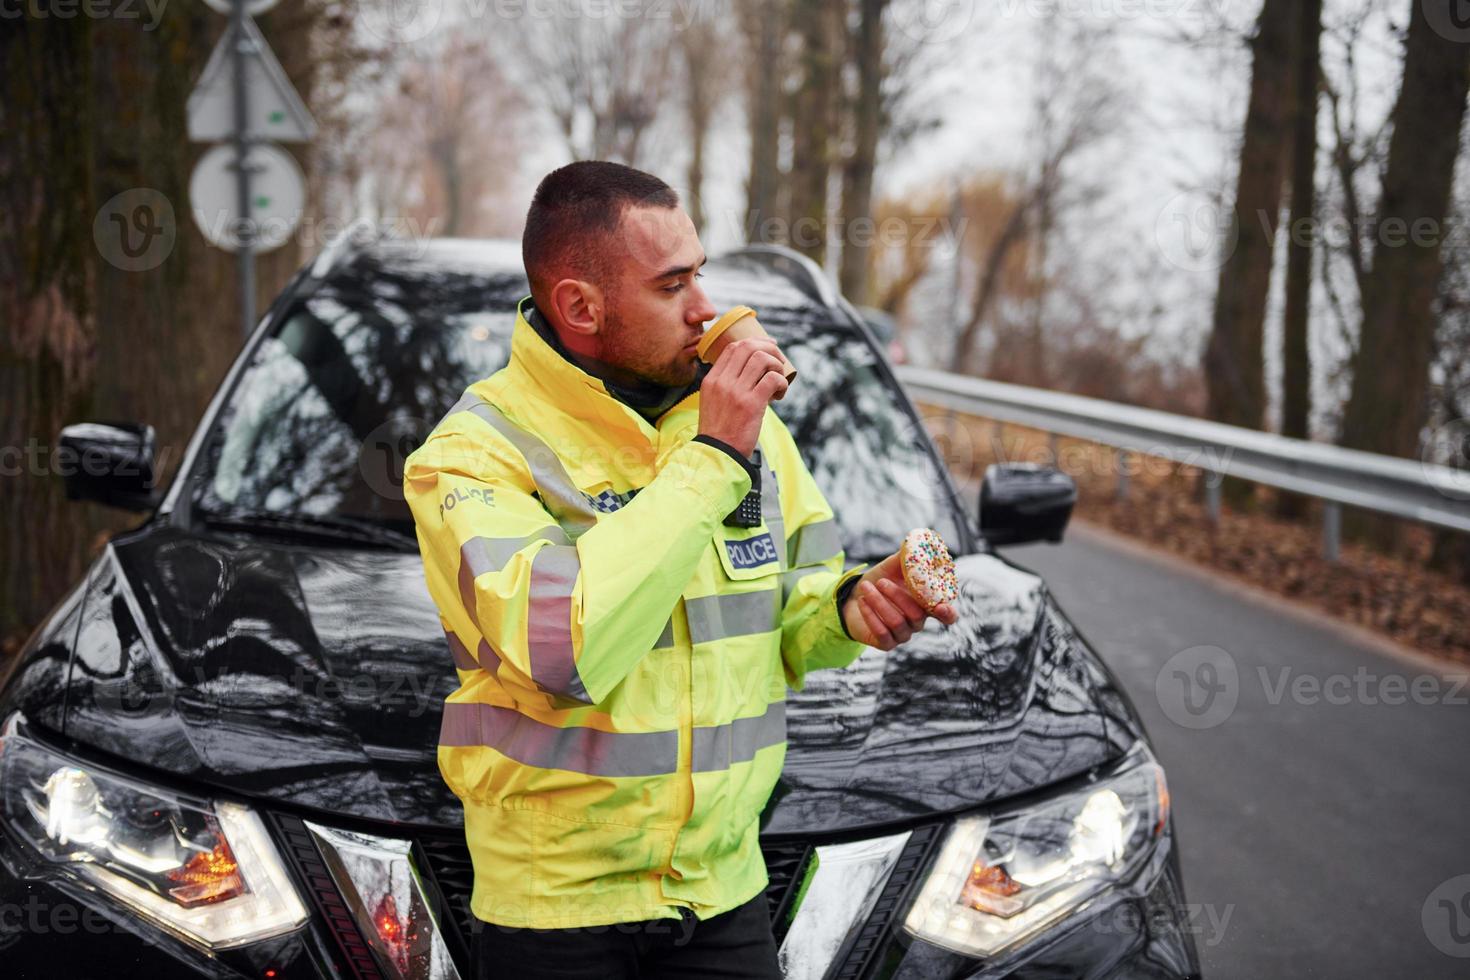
[0,19,100,650]
[1277,0,1321,519]
[1203,0,1296,436]
[679,21,720,235]
[949,197,1030,374]
[787,0,838,263]
[741,0,784,244]
[1339,0,1470,547]
[1340,1,1470,460]
[838,0,886,304]
[1,6,323,654]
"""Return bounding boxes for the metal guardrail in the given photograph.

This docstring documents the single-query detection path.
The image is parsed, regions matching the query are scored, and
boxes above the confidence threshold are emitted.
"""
[895,364,1470,560]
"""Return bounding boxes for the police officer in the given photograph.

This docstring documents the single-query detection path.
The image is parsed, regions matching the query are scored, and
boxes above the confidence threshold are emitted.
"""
[404,161,957,979]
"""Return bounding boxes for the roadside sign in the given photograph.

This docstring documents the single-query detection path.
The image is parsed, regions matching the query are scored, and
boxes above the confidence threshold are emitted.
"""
[189,143,306,253]
[187,14,316,143]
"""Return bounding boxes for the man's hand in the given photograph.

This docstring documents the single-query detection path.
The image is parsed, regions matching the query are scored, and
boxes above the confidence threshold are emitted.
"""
[697,337,790,457]
[841,551,959,650]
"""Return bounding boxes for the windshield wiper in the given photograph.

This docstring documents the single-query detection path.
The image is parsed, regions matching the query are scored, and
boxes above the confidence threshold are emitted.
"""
[200,508,417,550]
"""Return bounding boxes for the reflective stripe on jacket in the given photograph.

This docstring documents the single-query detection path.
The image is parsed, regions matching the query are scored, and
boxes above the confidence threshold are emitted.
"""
[403,297,868,930]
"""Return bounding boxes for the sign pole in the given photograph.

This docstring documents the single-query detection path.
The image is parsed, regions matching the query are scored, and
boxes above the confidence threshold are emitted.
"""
[231,0,256,341]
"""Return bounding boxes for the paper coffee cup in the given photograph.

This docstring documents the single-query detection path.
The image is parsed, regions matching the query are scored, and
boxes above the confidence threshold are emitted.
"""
[696,306,798,390]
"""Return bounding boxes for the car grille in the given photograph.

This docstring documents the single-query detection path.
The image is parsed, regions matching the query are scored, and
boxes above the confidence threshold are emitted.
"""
[413,834,819,959]
[277,814,941,980]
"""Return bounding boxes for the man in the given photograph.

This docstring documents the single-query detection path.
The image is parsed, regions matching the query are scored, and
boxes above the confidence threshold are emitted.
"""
[403,161,957,979]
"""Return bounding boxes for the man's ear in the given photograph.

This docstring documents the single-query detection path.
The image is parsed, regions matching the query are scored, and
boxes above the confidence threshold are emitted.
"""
[548,278,604,342]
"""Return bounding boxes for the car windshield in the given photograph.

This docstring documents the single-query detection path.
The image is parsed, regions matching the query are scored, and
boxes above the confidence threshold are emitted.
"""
[190,253,967,560]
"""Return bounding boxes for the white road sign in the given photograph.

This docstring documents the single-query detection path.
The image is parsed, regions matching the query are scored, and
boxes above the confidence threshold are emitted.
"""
[187,14,316,143]
[189,143,306,253]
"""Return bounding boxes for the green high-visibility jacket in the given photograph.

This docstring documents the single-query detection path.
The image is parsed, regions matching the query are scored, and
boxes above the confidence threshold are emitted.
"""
[404,297,868,930]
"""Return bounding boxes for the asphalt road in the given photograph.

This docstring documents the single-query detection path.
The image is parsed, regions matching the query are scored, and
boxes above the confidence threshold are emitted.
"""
[1003,524,1470,980]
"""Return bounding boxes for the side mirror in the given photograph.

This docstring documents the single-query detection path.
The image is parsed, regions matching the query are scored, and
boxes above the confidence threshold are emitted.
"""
[980,462,1076,546]
[58,422,160,512]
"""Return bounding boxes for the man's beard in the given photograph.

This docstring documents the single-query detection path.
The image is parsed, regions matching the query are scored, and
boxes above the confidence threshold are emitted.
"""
[597,308,695,389]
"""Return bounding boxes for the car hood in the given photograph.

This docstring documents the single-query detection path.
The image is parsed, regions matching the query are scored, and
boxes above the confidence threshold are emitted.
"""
[30,524,1134,831]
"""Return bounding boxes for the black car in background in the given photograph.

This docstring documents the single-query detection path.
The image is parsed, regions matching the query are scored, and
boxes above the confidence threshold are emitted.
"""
[0,235,1201,979]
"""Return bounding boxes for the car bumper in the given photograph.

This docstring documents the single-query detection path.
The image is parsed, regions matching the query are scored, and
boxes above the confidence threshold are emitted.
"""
[1,816,1199,980]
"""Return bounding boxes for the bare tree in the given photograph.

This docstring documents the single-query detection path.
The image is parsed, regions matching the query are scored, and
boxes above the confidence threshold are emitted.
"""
[737,0,788,239]
[838,0,888,302]
[787,0,843,263]
[1278,0,1323,518]
[948,15,1122,376]
[491,10,676,166]
[1313,0,1396,436]
[1340,1,1470,464]
[0,1,372,651]
[675,10,735,234]
[1202,0,1296,436]
[1427,145,1470,583]
[369,36,525,237]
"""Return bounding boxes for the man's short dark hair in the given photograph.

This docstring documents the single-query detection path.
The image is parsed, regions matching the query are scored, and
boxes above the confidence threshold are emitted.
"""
[523,161,680,309]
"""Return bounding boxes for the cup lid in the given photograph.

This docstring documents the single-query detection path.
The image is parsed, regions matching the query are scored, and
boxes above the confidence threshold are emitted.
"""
[696,305,758,360]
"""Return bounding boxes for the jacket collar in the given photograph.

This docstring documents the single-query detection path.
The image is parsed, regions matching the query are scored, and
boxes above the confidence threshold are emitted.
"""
[506,296,703,440]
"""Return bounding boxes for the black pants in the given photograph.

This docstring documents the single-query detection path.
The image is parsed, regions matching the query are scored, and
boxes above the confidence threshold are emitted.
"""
[472,893,783,979]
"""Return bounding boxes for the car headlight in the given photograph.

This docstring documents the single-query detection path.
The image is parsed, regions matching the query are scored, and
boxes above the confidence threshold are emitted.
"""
[0,714,308,951]
[902,745,1169,959]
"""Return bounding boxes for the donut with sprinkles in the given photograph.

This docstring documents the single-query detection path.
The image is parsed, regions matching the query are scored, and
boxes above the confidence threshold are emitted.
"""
[900,528,959,612]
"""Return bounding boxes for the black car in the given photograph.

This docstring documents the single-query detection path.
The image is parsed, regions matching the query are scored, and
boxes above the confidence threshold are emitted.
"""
[0,235,1201,979]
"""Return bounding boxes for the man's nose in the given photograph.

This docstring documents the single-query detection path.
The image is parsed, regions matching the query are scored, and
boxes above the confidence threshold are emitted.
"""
[687,282,717,324]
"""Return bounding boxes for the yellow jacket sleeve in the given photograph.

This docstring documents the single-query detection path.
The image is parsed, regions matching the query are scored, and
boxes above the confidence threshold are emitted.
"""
[404,417,752,707]
[761,412,869,691]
